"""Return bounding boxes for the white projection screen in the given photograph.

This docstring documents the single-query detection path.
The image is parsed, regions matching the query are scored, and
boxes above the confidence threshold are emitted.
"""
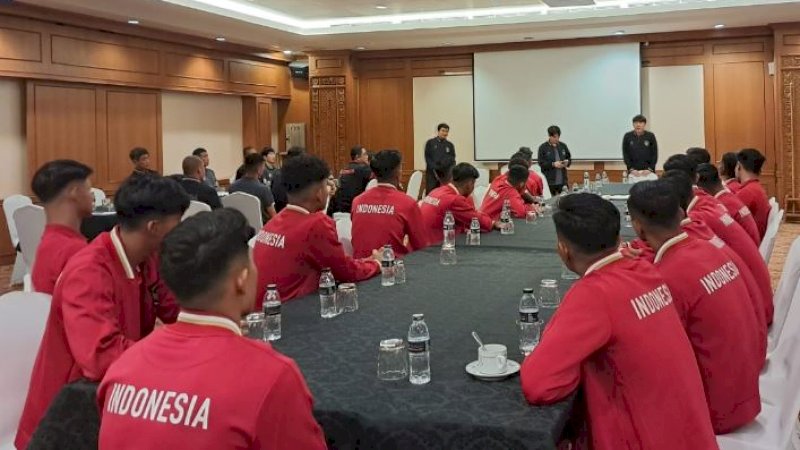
[473,43,641,161]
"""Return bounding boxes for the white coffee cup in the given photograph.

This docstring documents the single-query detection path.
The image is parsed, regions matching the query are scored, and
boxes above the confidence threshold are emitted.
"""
[477,344,508,375]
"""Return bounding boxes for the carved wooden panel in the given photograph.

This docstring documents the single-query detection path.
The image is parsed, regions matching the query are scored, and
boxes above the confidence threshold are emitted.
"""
[781,69,799,198]
[0,26,41,62]
[311,76,347,170]
[51,35,160,74]
[164,52,225,82]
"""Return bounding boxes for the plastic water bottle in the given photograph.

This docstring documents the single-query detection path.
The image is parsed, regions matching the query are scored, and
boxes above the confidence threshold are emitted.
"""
[380,245,396,286]
[583,171,590,191]
[622,171,629,184]
[408,314,431,385]
[262,284,281,341]
[602,171,609,185]
[319,268,339,318]
[467,217,481,246]
[500,199,514,235]
[443,211,455,248]
[518,288,542,356]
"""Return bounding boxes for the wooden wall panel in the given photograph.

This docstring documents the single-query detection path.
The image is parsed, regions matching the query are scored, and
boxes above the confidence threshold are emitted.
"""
[713,62,768,155]
[103,89,160,187]
[51,35,159,74]
[0,26,41,62]
[358,77,410,154]
[164,53,225,82]
[242,97,273,150]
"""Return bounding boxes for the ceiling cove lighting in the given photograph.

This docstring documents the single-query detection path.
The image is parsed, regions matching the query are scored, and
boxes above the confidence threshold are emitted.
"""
[714,24,726,28]
[127,19,140,25]
[215,36,226,41]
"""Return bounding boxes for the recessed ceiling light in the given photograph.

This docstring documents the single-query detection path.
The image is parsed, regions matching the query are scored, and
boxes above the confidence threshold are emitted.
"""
[355,46,366,50]
[442,42,454,46]
[614,30,626,36]
[523,36,534,41]
[127,19,139,25]
[375,5,388,9]
[714,24,726,29]
[215,36,226,42]
[283,50,293,55]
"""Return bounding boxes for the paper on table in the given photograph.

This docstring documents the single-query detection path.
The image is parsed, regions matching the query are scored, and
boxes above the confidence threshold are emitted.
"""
[602,195,630,201]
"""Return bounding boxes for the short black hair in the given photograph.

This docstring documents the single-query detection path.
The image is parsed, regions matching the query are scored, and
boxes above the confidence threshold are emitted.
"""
[437,123,449,132]
[663,154,697,179]
[511,151,532,163]
[547,125,561,137]
[553,193,620,255]
[129,147,149,162]
[350,145,365,160]
[243,153,264,175]
[115,175,190,230]
[686,147,711,166]
[192,148,207,157]
[518,147,533,159]
[452,163,479,183]
[632,114,647,124]
[370,149,401,181]
[507,164,529,186]
[182,155,204,176]
[737,148,766,175]
[260,147,276,157]
[242,146,256,158]
[720,152,738,179]
[286,146,305,159]
[628,180,681,230]
[160,208,255,309]
[661,170,694,211]
[31,160,94,203]
[281,153,330,195]
[696,163,722,191]
[509,157,530,169]
[433,156,455,182]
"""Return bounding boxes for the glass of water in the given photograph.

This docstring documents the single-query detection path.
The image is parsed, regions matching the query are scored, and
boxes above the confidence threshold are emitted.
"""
[539,279,562,308]
[526,210,538,224]
[440,246,457,265]
[338,283,358,313]
[244,312,266,341]
[395,260,407,284]
[377,338,408,381]
[561,263,580,280]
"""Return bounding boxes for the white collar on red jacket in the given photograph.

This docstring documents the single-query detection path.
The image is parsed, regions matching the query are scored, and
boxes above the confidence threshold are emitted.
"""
[584,251,624,276]
[654,232,689,264]
[376,183,398,190]
[686,196,699,214]
[680,218,692,226]
[723,178,734,186]
[285,204,311,215]
[447,183,459,195]
[177,311,242,336]
[110,226,136,280]
[713,188,732,199]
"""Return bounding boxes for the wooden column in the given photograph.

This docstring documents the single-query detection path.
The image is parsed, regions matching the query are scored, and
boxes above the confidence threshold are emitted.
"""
[775,25,800,205]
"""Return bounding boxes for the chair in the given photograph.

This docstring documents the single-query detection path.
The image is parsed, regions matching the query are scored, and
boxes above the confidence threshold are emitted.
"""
[13,205,46,271]
[366,179,378,191]
[0,292,51,449]
[500,165,509,175]
[336,218,353,256]
[89,188,106,208]
[472,185,489,209]
[222,192,263,232]
[475,168,490,188]
[181,200,211,221]
[529,165,551,200]
[768,237,800,354]
[3,194,33,286]
[759,208,784,263]
[333,212,351,222]
[406,171,423,200]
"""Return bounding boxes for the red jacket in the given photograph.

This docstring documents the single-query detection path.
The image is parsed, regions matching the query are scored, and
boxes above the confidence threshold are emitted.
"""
[654,233,762,433]
[724,178,742,193]
[521,253,718,450]
[714,189,760,245]
[495,171,544,198]
[350,184,429,258]
[252,205,380,305]
[419,184,494,246]
[736,179,770,238]
[16,229,179,449]
[31,224,87,294]
[97,312,326,450]
[480,178,533,221]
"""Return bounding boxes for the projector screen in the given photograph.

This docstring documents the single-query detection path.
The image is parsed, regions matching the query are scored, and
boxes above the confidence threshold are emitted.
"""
[473,43,641,161]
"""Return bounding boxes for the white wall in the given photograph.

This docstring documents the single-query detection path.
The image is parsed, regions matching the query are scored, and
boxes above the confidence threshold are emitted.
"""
[0,79,27,198]
[161,92,243,179]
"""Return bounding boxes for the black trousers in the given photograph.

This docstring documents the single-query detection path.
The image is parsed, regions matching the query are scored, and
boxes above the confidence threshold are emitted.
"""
[548,184,565,196]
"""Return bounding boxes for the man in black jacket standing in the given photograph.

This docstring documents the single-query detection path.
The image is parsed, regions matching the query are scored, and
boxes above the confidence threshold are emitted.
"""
[537,125,572,196]
[424,123,456,194]
[622,115,658,177]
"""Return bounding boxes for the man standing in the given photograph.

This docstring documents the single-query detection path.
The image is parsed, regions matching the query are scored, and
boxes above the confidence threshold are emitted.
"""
[262,147,280,188]
[229,153,277,223]
[735,148,770,238]
[179,156,222,210]
[537,126,571,196]
[129,147,158,177]
[333,145,372,214]
[192,148,217,188]
[424,123,456,194]
[622,115,658,177]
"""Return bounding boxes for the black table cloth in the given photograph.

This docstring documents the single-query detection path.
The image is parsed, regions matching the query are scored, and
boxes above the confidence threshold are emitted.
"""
[81,213,117,241]
[273,246,577,450]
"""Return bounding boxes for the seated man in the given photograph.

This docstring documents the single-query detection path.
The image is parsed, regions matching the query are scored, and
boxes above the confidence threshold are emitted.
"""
[229,153,277,223]
[420,162,497,245]
[628,181,761,433]
[496,153,544,204]
[253,154,380,304]
[351,149,428,258]
[192,147,217,188]
[521,193,717,450]
[15,175,189,449]
[685,146,711,166]
[234,146,258,182]
[179,156,222,210]
[98,209,326,449]
[735,148,770,238]
[333,145,372,214]
[480,164,535,220]
[30,160,94,294]
[271,146,304,213]
[512,148,545,198]
[129,147,158,177]
[696,163,759,245]
[718,152,742,193]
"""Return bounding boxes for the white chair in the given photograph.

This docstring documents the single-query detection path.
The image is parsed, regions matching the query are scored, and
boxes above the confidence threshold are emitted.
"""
[3,194,33,286]
[761,284,800,409]
[366,179,378,191]
[333,212,351,222]
[475,168,490,188]
[222,192,263,232]
[0,291,51,449]
[182,200,211,221]
[472,185,489,209]
[336,218,353,256]
[406,171,423,200]
[500,165,509,175]
[13,205,45,271]
[529,165,551,200]
[768,236,800,354]
[90,188,106,208]
[760,209,784,263]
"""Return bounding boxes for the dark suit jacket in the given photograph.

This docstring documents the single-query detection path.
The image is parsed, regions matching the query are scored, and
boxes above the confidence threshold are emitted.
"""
[179,178,222,209]
[537,142,572,186]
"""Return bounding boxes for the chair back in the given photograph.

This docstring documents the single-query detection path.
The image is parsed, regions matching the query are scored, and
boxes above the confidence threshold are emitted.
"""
[770,237,800,353]
[222,192,263,231]
[3,194,33,247]
[529,165,550,200]
[0,292,51,448]
[759,208,784,263]
[472,185,489,209]
[406,171,423,200]
[90,188,106,208]
[366,179,378,191]
[336,218,353,256]
[182,200,212,221]
[500,165,509,175]
[13,205,46,269]
[333,212,351,222]
[475,168,490,188]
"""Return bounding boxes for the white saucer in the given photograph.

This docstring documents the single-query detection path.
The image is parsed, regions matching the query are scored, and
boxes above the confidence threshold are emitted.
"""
[465,359,521,381]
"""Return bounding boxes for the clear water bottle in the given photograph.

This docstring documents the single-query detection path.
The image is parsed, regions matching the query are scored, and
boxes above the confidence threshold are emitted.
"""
[381,244,396,287]
[572,182,580,193]
[602,171,609,185]
[467,217,481,246]
[319,268,339,318]
[443,211,455,248]
[500,200,514,235]
[395,260,406,284]
[624,207,632,228]
[262,284,281,341]
[583,171,590,191]
[519,288,543,356]
[408,314,431,385]
[622,171,629,184]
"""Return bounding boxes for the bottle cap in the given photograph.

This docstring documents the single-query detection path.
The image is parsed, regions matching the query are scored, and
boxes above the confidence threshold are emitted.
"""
[412,313,424,320]
[267,284,277,289]
[523,288,534,293]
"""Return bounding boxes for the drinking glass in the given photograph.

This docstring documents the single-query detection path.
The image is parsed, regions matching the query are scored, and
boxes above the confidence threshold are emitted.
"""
[440,246,457,265]
[561,263,580,280]
[539,279,562,308]
[377,338,408,381]
[395,260,407,284]
[244,312,266,341]
[526,210,538,224]
[338,283,358,313]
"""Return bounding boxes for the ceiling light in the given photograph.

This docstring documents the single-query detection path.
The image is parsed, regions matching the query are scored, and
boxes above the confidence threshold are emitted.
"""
[355,46,366,50]
[283,50,293,55]
[375,5,388,9]
[523,36,534,41]
[614,30,626,35]
[442,42,454,46]
[215,36,226,41]
[127,19,140,25]
[714,24,725,29]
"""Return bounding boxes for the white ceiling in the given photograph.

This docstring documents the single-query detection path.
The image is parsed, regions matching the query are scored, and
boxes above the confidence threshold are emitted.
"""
[16,0,800,52]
